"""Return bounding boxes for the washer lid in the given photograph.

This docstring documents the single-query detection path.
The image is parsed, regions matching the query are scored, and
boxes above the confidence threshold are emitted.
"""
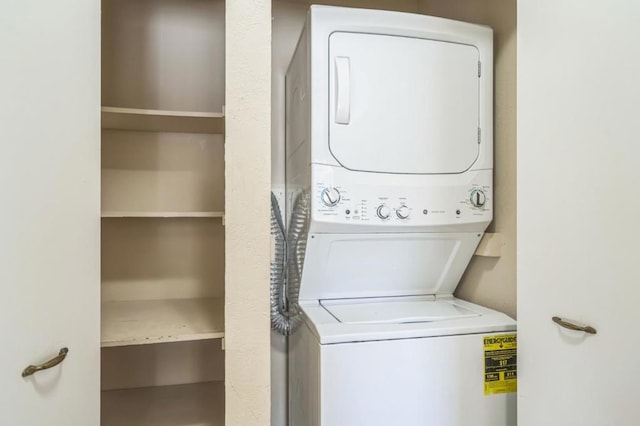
[328,31,481,174]
[321,296,480,325]
[301,297,516,344]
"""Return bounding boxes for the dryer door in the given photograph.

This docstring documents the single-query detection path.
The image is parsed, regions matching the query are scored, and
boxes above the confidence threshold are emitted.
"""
[328,32,480,174]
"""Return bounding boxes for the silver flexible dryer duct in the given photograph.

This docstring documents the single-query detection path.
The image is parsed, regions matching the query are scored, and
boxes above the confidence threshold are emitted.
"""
[270,192,289,335]
[270,190,310,335]
[285,191,310,322]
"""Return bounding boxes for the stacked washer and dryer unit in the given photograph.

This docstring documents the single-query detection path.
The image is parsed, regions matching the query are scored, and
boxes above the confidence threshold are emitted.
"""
[285,6,516,426]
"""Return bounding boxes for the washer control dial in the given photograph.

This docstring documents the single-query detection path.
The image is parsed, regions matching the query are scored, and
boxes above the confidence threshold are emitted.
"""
[470,189,487,207]
[320,187,341,207]
[396,205,410,220]
[376,205,391,220]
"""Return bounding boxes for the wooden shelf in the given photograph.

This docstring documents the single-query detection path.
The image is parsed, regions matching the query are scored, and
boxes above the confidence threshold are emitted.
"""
[101,298,224,347]
[101,211,224,219]
[102,107,225,134]
[102,381,224,426]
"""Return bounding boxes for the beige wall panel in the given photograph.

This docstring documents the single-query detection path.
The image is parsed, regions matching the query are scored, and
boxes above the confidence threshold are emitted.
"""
[102,340,224,391]
[102,219,224,301]
[102,131,225,212]
[420,0,517,318]
[102,0,225,112]
[226,0,272,425]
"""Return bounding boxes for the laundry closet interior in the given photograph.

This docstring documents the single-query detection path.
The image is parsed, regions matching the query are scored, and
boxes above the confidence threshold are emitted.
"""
[96,0,515,424]
[270,1,515,425]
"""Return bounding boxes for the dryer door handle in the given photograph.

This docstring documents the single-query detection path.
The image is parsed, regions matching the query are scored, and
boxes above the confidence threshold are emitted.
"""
[335,56,350,125]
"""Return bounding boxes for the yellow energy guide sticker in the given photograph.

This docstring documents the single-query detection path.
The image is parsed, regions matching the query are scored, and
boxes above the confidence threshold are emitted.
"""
[483,333,517,395]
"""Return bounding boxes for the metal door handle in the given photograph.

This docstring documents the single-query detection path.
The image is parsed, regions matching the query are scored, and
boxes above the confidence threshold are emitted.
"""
[552,316,597,334]
[22,347,69,377]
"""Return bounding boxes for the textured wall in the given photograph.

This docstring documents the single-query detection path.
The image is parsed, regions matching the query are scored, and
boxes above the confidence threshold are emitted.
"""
[420,0,518,318]
[226,0,272,424]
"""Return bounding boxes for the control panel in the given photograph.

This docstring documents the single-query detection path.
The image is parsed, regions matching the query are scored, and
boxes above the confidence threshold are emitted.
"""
[311,165,492,228]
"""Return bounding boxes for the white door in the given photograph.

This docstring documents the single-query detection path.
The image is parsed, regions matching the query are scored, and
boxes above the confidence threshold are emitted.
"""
[328,32,480,174]
[0,1,100,424]
[518,1,640,424]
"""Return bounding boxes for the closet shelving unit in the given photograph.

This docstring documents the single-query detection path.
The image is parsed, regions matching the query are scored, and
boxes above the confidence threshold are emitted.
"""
[100,106,226,350]
[100,0,226,424]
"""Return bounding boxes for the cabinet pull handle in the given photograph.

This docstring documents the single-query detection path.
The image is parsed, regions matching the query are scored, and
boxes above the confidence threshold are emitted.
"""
[552,316,597,335]
[22,347,69,378]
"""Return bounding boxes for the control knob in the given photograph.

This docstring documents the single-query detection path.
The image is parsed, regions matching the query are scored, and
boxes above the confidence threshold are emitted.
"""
[396,205,410,220]
[470,189,487,207]
[376,205,391,220]
[320,187,341,207]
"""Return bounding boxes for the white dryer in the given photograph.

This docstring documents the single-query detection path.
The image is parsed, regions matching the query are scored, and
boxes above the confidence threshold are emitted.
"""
[284,6,516,426]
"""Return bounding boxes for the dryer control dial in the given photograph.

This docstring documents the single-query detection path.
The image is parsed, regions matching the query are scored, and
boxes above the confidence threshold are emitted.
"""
[470,189,487,207]
[376,205,391,220]
[396,205,410,220]
[320,187,341,207]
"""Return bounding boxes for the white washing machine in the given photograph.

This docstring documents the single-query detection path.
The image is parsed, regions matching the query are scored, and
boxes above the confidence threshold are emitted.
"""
[285,6,516,426]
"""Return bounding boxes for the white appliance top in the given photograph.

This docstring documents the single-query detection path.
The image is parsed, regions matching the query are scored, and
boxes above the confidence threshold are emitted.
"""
[300,296,516,344]
[321,296,479,324]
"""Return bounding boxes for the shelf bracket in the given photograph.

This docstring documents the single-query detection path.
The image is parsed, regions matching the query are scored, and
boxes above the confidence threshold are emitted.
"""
[474,232,503,257]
